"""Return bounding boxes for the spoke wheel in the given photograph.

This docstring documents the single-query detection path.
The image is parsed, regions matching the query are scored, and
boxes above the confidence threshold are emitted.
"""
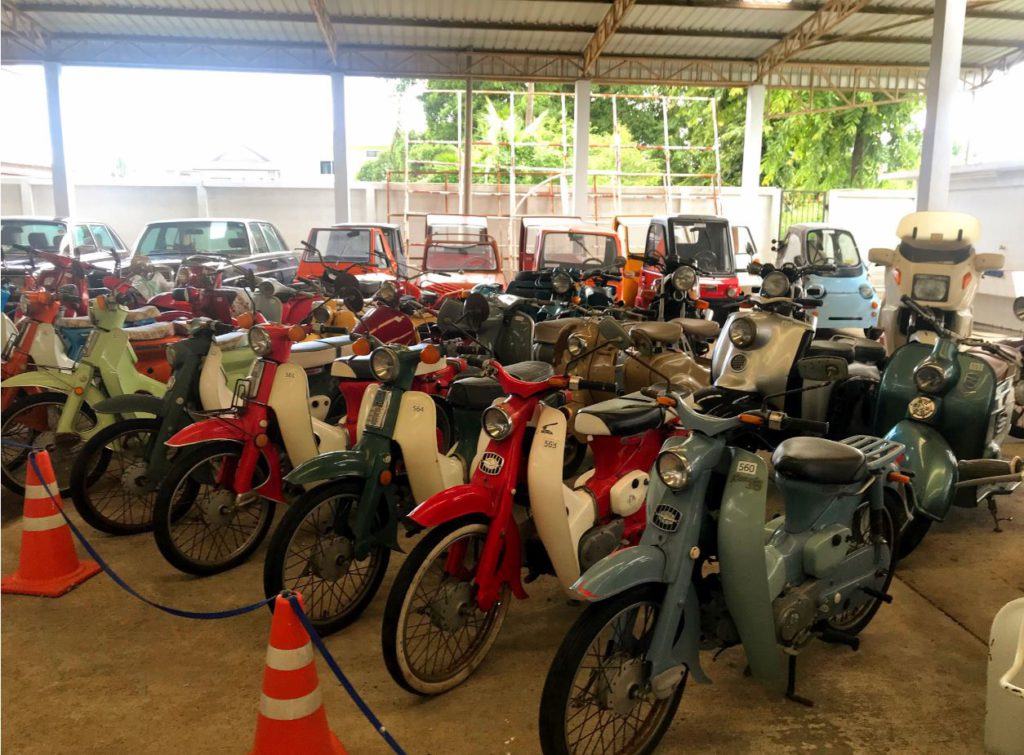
[539,585,683,755]
[382,516,510,696]
[153,441,274,576]
[69,418,161,535]
[263,479,390,635]
[1,391,97,496]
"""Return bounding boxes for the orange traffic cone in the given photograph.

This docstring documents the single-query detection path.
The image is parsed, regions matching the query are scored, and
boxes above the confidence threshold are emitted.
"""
[251,593,347,755]
[1,450,101,597]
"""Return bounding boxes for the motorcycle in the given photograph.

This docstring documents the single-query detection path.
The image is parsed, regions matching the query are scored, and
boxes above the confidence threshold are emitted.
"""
[877,295,1022,557]
[505,263,623,321]
[148,255,264,324]
[537,319,905,754]
[640,263,721,356]
[868,211,1003,352]
[1,293,177,496]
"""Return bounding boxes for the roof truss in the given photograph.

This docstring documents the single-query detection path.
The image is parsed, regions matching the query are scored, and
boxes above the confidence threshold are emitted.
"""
[757,0,870,81]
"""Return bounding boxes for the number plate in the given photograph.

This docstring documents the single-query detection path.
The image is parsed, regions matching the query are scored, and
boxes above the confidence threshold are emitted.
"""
[365,388,392,429]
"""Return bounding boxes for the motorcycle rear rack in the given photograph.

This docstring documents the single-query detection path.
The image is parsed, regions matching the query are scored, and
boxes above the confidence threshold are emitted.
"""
[841,435,904,471]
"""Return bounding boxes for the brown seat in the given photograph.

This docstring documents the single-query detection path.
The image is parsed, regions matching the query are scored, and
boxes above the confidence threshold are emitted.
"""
[671,318,720,340]
[534,317,583,345]
[124,321,177,341]
[624,321,682,345]
[966,346,1018,383]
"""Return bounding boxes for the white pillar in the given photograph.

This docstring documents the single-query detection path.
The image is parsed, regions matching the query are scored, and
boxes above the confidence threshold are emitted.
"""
[741,84,766,196]
[917,0,966,212]
[44,62,72,217]
[573,79,592,219]
[331,72,350,223]
[195,183,209,216]
[461,77,473,214]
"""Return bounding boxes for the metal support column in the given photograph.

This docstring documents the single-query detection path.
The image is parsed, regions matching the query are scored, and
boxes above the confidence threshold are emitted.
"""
[461,77,473,214]
[917,0,966,211]
[573,79,592,218]
[741,84,766,196]
[44,62,72,217]
[331,71,350,223]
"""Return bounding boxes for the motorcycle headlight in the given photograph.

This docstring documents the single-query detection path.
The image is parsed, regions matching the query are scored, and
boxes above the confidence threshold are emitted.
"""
[913,361,950,394]
[908,396,936,421]
[378,281,399,306]
[248,326,272,356]
[728,317,757,349]
[165,344,178,364]
[551,271,573,296]
[670,266,697,292]
[656,449,691,490]
[859,283,874,300]
[567,334,588,357]
[760,271,791,299]
[482,406,513,440]
[370,347,399,382]
[911,274,949,303]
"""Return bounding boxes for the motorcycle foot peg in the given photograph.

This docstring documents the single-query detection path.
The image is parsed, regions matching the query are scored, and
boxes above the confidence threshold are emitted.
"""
[860,586,893,604]
[818,628,861,651]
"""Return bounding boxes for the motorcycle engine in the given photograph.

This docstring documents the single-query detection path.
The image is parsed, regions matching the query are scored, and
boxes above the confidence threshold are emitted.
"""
[578,519,625,572]
[772,581,820,648]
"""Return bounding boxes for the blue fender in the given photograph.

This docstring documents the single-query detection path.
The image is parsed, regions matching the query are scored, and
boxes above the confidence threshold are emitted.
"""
[93,394,164,415]
[284,449,368,487]
[571,545,665,601]
[885,419,957,521]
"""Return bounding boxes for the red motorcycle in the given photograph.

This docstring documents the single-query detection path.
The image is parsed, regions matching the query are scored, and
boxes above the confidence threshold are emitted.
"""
[381,351,684,695]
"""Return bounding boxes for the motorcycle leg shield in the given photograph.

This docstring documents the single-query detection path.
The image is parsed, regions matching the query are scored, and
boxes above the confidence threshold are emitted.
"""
[885,420,958,521]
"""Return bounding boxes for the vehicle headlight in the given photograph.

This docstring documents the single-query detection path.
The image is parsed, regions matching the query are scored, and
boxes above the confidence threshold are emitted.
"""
[670,266,697,292]
[656,449,691,490]
[378,281,399,306]
[551,271,573,295]
[248,326,272,356]
[370,347,399,382]
[858,283,874,300]
[567,334,588,356]
[911,274,950,302]
[760,271,791,299]
[728,317,757,348]
[482,406,513,440]
[913,361,950,394]
[908,396,936,421]
[165,344,178,364]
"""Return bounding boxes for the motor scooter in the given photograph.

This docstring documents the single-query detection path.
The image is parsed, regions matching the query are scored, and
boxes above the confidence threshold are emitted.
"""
[537,320,906,754]
[869,211,1004,352]
[1,294,177,496]
[380,341,683,695]
[876,295,1021,557]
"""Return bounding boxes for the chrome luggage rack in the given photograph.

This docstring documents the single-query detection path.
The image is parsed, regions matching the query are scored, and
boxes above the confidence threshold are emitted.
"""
[841,435,904,471]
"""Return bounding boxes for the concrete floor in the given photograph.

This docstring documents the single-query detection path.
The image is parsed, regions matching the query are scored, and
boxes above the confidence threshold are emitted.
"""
[2,440,1022,754]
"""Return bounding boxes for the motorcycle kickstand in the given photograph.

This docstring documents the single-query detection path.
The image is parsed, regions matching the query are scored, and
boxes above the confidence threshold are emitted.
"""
[987,497,1013,533]
[785,654,814,708]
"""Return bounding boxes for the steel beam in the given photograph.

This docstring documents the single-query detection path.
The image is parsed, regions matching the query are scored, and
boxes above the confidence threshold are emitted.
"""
[3,1,48,53]
[582,0,639,75]
[757,0,870,81]
[308,0,337,65]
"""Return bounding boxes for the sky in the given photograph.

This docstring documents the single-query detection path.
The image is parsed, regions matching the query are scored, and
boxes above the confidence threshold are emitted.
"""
[1,63,1022,182]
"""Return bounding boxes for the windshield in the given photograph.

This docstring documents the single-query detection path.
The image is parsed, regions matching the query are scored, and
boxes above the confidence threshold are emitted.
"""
[423,239,499,272]
[539,232,617,269]
[668,219,733,274]
[617,219,651,256]
[898,240,972,265]
[804,229,861,268]
[429,223,487,240]
[306,228,380,264]
[137,221,249,256]
[1,220,67,254]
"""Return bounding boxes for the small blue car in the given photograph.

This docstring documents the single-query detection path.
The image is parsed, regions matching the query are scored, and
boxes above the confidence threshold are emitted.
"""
[774,223,881,336]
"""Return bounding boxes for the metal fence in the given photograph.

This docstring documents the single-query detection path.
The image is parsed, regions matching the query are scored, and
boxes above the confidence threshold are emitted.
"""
[778,189,828,236]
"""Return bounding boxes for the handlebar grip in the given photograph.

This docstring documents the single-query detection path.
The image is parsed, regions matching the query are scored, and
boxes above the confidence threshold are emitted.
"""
[318,325,349,334]
[780,415,829,435]
[576,379,619,393]
[958,457,1023,482]
[795,298,824,308]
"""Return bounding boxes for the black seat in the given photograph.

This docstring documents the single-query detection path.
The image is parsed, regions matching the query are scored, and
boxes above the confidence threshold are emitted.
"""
[807,339,855,362]
[575,400,665,437]
[447,376,506,410]
[772,437,868,485]
[504,361,554,383]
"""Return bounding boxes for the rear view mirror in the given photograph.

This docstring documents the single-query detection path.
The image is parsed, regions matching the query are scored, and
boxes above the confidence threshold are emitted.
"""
[1013,296,1024,322]
[462,292,490,331]
[797,356,848,383]
[613,256,627,268]
[974,252,1004,272]
[598,317,632,350]
[868,248,895,266]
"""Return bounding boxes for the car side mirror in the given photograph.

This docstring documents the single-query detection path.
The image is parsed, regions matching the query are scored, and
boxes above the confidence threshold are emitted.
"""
[1014,296,1024,322]
[598,317,633,350]
[868,248,895,266]
[974,252,1004,272]
[797,356,848,383]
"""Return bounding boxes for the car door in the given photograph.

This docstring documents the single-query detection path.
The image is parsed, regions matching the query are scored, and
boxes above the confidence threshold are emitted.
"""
[637,223,666,307]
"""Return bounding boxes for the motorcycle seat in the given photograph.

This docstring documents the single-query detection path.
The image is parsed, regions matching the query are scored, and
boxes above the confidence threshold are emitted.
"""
[828,334,886,365]
[772,437,867,485]
[671,317,721,340]
[574,399,665,437]
[807,339,855,362]
[624,321,682,344]
[534,318,584,345]
[505,361,555,383]
[290,340,337,370]
[124,321,177,341]
[447,376,506,410]
[56,315,92,328]
[965,346,1017,383]
[125,305,162,323]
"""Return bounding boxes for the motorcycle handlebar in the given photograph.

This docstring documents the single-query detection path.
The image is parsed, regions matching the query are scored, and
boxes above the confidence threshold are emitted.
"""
[575,378,620,393]
[318,325,349,334]
[780,415,829,435]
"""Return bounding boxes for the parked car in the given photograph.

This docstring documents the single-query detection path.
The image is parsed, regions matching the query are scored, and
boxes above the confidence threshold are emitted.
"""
[1,216,129,287]
[421,214,505,299]
[775,223,881,335]
[518,214,584,271]
[132,218,296,285]
[299,223,408,296]
[732,223,762,295]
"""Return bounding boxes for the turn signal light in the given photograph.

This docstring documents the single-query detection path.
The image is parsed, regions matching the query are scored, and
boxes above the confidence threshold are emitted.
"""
[738,413,764,426]
[288,324,306,342]
[548,376,570,388]
[887,471,911,484]
[352,338,371,356]
[236,312,255,330]
[656,396,675,406]
[962,271,972,289]
[695,300,710,311]
[420,344,441,364]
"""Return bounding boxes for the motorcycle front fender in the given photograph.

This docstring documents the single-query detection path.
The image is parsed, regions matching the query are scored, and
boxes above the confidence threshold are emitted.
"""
[1,367,86,393]
[571,545,665,601]
[885,419,957,521]
[93,393,164,416]
[166,418,248,447]
[284,449,368,487]
[407,482,495,529]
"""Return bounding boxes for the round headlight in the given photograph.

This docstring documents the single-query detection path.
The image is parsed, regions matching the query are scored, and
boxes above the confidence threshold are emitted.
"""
[165,343,178,364]
[858,283,874,300]
[908,396,936,421]
[728,317,757,349]
[378,281,399,306]
[656,449,691,490]
[567,334,588,357]
[369,347,399,382]
[551,271,573,295]
[248,326,272,356]
[670,265,697,292]
[482,406,513,440]
[760,271,791,299]
[913,362,949,394]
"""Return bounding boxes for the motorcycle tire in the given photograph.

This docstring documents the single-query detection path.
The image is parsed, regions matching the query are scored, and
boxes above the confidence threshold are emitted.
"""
[382,515,510,696]
[896,516,932,561]
[262,478,390,635]
[68,417,161,535]
[152,440,274,576]
[538,583,683,755]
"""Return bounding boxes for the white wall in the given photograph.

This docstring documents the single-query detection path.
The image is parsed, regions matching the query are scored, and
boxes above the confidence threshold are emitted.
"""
[827,189,917,253]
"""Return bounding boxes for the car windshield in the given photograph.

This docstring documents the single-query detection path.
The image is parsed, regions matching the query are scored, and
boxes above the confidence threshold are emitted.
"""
[307,228,377,263]
[668,219,733,273]
[423,237,499,272]
[804,229,861,268]
[1,220,67,254]
[137,221,249,256]
[539,232,617,269]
